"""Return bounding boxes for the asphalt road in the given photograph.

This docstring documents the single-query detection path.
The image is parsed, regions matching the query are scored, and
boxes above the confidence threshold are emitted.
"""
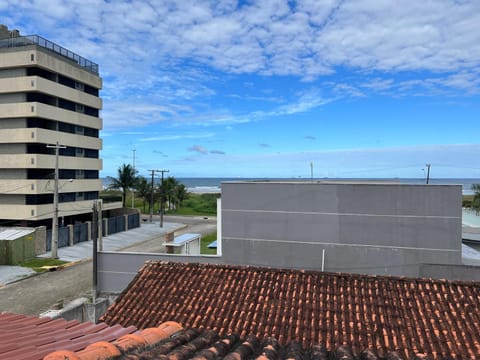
[0,215,216,316]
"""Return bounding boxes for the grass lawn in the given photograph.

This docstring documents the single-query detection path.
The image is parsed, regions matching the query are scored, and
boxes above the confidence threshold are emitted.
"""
[200,232,217,255]
[19,258,68,273]
[169,193,220,216]
[116,191,220,217]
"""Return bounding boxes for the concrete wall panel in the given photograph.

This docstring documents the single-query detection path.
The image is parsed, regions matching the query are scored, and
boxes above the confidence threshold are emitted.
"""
[221,182,462,277]
[98,252,223,294]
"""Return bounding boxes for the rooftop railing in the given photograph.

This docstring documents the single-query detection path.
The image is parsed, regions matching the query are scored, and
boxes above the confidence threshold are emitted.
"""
[0,35,99,74]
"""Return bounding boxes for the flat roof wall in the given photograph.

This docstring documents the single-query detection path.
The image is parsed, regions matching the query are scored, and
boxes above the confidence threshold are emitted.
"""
[221,181,462,277]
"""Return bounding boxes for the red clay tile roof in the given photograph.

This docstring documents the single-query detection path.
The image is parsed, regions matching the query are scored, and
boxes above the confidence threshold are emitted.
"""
[43,322,462,360]
[44,321,182,360]
[0,312,136,360]
[100,261,480,360]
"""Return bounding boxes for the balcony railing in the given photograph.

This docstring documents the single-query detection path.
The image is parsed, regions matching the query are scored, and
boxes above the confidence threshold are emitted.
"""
[0,35,99,74]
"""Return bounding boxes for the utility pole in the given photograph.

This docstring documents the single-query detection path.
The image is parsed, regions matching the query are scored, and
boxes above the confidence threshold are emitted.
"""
[158,169,169,228]
[425,163,431,184]
[131,149,136,208]
[92,200,98,305]
[148,170,159,223]
[97,199,103,251]
[310,162,313,181]
[46,142,66,259]
[147,169,169,225]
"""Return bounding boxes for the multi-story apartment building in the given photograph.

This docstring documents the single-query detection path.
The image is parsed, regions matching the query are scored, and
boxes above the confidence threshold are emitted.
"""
[0,25,103,227]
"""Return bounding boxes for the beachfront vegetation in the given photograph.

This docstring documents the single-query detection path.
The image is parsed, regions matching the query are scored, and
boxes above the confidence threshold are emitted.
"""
[103,189,220,216]
[107,164,138,207]
[159,176,188,211]
[135,176,152,212]
[104,166,220,216]
[472,184,480,211]
[167,193,220,216]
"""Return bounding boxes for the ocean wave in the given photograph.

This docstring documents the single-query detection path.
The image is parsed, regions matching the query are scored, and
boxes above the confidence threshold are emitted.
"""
[188,186,221,194]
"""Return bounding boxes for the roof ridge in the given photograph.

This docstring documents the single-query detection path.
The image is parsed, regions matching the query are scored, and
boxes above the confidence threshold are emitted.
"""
[43,321,183,360]
[141,261,480,287]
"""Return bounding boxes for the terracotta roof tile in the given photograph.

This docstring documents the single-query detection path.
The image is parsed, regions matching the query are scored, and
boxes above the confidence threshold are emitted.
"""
[44,323,466,360]
[0,312,136,360]
[99,261,480,359]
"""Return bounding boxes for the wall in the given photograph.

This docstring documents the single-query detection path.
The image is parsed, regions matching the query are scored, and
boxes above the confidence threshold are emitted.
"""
[221,181,462,277]
[419,263,480,281]
[34,226,46,255]
[98,251,223,294]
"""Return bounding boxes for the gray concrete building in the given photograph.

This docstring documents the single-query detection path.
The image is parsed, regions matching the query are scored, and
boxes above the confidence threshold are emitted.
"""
[97,181,467,293]
[0,25,106,227]
[221,180,462,277]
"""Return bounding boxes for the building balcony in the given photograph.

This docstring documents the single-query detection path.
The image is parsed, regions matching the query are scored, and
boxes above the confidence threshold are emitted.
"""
[0,102,102,129]
[0,199,97,221]
[0,76,102,109]
[0,179,102,195]
[0,154,102,170]
[0,128,102,150]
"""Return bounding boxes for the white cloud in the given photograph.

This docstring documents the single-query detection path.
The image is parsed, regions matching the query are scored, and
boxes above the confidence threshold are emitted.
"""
[210,150,226,155]
[4,0,480,132]
[8,0,480,78]
[188,145,208,154]
[140,132,214,142]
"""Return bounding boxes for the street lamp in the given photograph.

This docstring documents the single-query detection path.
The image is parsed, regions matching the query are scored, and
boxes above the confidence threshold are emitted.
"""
[131,149,136,208]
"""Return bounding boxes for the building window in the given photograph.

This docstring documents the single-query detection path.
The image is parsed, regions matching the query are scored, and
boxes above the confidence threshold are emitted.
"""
[75,104,84,113]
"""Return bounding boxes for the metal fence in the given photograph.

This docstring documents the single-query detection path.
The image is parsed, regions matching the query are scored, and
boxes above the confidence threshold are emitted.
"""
[0,35,99,74]
[73,223,89,244]
[46,226,69,251]
[45,213,140,252]
[128,213,140,229]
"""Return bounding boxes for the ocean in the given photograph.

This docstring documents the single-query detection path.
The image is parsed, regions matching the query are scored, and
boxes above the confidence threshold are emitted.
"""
[102,177,480,195]
[176,177,480,195]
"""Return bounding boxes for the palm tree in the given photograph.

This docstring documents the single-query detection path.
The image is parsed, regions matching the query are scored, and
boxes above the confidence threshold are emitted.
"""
[135,176,151,213]
[175,183,188,207]
[107,164,137,207]
[472,184,480,213]
[158,176,178,211]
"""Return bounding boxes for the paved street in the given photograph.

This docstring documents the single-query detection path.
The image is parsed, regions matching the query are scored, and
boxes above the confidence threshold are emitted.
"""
[0,216,217,316]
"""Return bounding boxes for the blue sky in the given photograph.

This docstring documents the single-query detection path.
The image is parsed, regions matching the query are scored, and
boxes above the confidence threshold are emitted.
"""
[2,0,480,178]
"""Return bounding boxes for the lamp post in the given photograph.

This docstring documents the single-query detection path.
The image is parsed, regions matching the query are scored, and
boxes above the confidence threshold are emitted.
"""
[46,142,66,259]
[131,149,136,208]
[159,169,169,228]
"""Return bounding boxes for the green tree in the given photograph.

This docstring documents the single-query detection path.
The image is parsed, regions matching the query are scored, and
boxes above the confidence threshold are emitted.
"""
[162,176,179,210]
[175,183,188,207]
[155,176,189,212]
[472,184,480,213]
[135,176,151,213]
[107,164,137,207]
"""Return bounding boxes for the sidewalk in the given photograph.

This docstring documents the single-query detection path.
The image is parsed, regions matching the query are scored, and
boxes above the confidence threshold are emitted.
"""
[0,221,183,286]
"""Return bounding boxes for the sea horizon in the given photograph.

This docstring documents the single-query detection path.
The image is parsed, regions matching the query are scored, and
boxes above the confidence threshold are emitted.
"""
[102,176,480,195]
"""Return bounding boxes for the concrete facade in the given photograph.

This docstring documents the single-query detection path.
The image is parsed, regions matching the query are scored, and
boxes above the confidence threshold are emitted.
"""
[0,25,105,226]
[221,181,462,277]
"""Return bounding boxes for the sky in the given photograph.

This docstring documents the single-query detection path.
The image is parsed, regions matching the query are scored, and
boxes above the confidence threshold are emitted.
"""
[2,0,480,179]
